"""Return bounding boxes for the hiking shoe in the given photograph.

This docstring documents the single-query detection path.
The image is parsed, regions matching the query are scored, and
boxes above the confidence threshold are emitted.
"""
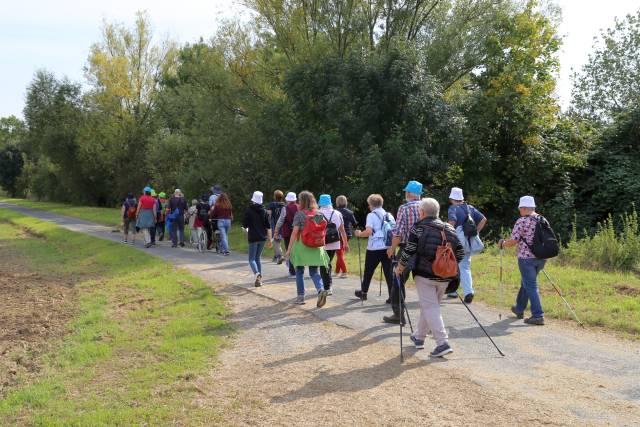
[317,290,328,308]
[340,273,348,279]
[171,244,177,248]
[410,334,425,350]
[429,343,453,358]
[447,292,458,299]
[294,295,305,305]
[179,242,185,247]
[464,293,474,304]
[122,240,127,244]
[385,298,391,304]
[145,243,152,248]
[254,274,262,287]
[383,313,406,326]
[355,290,367,300]
[277,257,284,265]
[511,305,524,319]
[224,251,230,256]
[327,288,333,296]
[524,316,545,326]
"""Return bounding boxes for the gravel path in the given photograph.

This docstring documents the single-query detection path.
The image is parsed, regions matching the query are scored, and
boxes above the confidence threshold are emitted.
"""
[3,202,640,426]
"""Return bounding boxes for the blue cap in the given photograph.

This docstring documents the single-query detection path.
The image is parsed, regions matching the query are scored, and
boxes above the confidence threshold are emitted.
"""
[143,186,152,193]
[318,194,332,207]
[403,180,423,195]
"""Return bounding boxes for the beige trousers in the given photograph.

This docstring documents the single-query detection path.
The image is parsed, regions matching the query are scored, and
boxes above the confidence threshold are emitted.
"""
[414,276,449,346]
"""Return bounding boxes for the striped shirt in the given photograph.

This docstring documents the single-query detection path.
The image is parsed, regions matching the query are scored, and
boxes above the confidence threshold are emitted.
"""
[392,200,421,244]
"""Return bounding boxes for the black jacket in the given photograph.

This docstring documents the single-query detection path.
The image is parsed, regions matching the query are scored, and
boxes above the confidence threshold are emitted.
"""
[337,207,357,238]
[242,203,271,243]
[399,217,465,281]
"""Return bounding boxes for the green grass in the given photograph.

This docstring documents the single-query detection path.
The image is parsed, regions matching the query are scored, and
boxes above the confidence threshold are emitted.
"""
[2,198,640,338]
[0,209,230,425]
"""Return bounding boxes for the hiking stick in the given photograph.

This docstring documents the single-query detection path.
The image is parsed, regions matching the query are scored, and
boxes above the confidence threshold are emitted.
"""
[542,270,584,327]
[395,271,414,333]
[458,295,505,357]
[379,267,382,297]
[499,247,504,320]
[357,235,363,306]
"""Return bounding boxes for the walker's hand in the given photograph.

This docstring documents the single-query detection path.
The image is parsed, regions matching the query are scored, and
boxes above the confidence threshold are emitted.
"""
[344,244,350,253]
[285,250,291,260]
[387,248,394,259]
[266,241,273,249]
[395,265,404,277]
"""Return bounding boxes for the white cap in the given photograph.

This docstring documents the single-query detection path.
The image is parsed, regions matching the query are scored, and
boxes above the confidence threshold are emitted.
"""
[449,187,464,201]
[174,188,181,195]
[285,191,297,202]
[251,191,264,204]
[519,196,536,208]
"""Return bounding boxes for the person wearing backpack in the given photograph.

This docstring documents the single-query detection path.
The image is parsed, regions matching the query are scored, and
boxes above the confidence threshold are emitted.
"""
[242,191,273,287]
[354,194,395,301]
[500,196,558,326]
[266,190,286,263]
[121,193,138,244]
[395,198,465,357]
[194,195,211,248]
[275,191,299,277]
[318,194,349,294]
[167,189,188,248]
[136,186,157,248]
[285,191,330,307]
[335,195,357,279]
[447,187,487,303]
[384,180,423,325]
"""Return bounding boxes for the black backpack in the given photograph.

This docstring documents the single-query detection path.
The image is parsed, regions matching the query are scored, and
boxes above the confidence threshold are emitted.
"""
[523,215,559,259]
[197,205,209,222]
[324,211,340,244]
[462,204,478,238]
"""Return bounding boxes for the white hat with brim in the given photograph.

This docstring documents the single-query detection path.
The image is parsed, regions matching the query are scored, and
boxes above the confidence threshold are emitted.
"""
[174,188,181,195]
[285,191,297,202]
[251,191,264,205]
[449,187,464,201]
[519,196,536,208]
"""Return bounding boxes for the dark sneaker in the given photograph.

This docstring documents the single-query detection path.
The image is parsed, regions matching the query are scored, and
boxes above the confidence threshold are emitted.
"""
[179,242,185,247]
[317,290,328,308]
[294,295,305,305]
[254,274,262,287]
[277,257,284,265]
[354,290,367,300]
[429,343,453,358]
[524,316,545,325]
[171,244,177,248]
[122,240,127,244]
[464,293,474,304]
[410,334,425,350]
[447,292,458,299]
[382,313,405,326]
[385,298,391,304]
[511,305,524,319]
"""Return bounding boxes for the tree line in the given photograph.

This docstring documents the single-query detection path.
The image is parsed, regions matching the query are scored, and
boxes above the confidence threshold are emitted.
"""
[1,1,639,240]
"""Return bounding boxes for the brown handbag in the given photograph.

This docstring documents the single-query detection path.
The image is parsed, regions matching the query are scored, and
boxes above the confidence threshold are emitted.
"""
[432,229,459,279]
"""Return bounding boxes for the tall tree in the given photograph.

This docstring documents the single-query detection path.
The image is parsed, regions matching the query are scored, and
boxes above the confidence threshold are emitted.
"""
[0,116,26,197]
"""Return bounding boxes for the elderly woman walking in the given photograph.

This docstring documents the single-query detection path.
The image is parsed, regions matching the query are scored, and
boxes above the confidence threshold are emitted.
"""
[242,191,273,287]
[395,198,464,357]
[285,191,330,307]
[500,196,547,326]
[136,186,157,249]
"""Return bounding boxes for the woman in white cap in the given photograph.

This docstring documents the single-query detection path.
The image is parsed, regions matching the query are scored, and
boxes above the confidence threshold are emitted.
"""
[275,191,299,277]
[242,191,273,287]
[499,196,546,325]
[447,187,487,303]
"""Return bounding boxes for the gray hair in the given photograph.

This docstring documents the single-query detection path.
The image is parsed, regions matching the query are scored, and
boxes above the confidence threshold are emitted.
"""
[367,194,384,208]
[420,197,440,218]
[336,195,348,208]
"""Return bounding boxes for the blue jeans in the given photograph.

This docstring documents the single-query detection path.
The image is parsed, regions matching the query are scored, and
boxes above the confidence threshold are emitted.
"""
[459,253,474,296]
[170,217,185,245]
[296,266,323,296]
[248,241,266,275]
[516,258,546,318]
[217,219,231,253]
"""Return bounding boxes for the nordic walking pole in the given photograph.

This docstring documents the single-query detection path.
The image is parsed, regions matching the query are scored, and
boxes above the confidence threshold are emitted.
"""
[357,235,363,306]
[542,270,584,327]
[458,295,505,357]
[499,246,504,320]
[395,270,414,332]
[379,267,382,297]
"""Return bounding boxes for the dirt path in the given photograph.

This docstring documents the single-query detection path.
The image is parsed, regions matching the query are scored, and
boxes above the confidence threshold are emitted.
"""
[2,202,640,426]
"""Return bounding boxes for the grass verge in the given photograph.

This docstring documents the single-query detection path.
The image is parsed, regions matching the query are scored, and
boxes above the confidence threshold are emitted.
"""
[0,208,230,425]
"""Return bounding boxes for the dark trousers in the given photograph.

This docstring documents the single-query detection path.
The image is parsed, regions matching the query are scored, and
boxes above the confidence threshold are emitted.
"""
[390,247,411,307]
[156,221,165,241]
[283,236,296,275]
[361,249,393,296]
[171,216,185,245]
[150,224,156,243]
[320,249,336,290]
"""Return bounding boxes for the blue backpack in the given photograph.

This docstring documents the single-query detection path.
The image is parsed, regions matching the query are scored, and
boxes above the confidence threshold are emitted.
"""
[374,211,395,247]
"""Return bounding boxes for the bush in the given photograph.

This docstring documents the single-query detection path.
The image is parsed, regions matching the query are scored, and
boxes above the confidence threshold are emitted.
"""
[564,206,640,271]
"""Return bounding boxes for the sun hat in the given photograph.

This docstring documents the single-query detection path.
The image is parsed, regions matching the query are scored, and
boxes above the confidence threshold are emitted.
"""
[143,186,152,193]
[174,188,181,195]
[449,187,464,201]
[285,191,297,202]
[318,194,332,207]
[251,191,264,204]
[519,196,536,208]
[211,184,221,194]
[403,180,423,195]
[159,192,166,198]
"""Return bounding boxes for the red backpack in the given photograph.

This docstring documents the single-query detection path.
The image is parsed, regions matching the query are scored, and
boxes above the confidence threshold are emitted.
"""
[300,209,327,248]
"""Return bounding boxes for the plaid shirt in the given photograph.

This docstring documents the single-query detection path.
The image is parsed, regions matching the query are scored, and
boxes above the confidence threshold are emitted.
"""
[392,200,421,244]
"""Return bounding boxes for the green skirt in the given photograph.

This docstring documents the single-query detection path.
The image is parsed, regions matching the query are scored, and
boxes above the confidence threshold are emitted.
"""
[289,239,330,268]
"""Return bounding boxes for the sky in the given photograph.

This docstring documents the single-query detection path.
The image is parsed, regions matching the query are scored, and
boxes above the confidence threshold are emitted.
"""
[1,0,638,118]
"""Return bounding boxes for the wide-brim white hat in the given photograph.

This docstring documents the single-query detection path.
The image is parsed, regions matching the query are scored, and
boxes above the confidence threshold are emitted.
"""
[519,195,536,208]
[251,191,264,204]
[285,191,297,202]
[449,187,464,201]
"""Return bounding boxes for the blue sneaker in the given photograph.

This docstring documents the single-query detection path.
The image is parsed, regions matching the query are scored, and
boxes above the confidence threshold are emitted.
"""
[429,343,453,358]
[410,334,425,350]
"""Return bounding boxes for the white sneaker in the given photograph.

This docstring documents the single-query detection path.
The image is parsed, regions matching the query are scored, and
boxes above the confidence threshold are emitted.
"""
[327,288,333,296]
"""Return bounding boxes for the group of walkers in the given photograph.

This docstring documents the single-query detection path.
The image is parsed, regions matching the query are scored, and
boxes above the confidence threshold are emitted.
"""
[121,185,232,254]
[122,179,557,358]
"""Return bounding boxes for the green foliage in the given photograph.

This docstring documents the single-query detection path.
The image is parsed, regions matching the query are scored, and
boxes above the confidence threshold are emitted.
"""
[564,206,640,272]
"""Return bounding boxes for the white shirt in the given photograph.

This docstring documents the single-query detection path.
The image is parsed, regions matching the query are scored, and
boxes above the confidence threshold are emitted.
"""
[208,194,218,207]
[319,206,344,251]
[365,208,394,250]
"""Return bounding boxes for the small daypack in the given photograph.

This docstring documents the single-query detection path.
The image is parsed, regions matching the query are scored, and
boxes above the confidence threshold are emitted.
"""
[301,210,327,248]
[523,215,559,259]
[432,228,459,279]
[126,198,137,219]
[374,211,395,247]
[281,204,297,239]
[324,211,340,244]
[462,204,478,238]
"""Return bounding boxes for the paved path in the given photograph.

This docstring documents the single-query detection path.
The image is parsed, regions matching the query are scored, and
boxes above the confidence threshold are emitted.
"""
[3,202,640,425]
